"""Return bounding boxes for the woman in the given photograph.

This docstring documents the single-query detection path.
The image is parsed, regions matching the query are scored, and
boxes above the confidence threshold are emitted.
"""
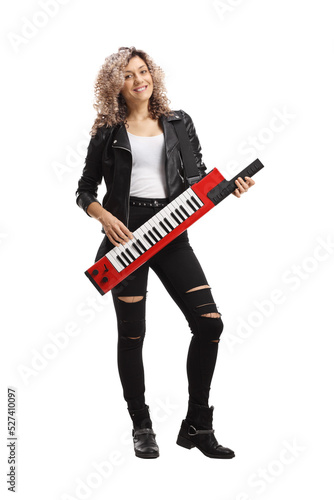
[76,46,255,459]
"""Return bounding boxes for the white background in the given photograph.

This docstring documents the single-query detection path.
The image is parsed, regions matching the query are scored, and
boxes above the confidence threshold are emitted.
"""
[1,0,334,499]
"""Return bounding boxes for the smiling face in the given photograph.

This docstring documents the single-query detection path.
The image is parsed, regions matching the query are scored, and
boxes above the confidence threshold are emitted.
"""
[120,56,154,107]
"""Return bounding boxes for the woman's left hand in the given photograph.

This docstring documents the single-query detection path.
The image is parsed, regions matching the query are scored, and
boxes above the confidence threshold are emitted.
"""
[232,176,255,198]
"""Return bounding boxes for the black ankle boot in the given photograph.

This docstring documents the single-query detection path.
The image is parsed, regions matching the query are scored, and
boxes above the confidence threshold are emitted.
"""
[128,405,159,459]
[176,402,235,459]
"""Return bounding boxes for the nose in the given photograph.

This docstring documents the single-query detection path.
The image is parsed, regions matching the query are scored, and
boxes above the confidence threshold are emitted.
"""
[133,73,144,86]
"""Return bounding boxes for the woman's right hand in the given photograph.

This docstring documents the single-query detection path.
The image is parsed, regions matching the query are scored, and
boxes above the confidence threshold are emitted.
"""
[100,210,133,247]
[86,202,133,247]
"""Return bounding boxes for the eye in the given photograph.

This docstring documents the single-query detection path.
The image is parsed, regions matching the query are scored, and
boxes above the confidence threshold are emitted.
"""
[141,70,147,74]
[125,74,132,79]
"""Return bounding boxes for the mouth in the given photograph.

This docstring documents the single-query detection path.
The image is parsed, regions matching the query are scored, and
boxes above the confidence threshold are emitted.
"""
[133,85,148,93]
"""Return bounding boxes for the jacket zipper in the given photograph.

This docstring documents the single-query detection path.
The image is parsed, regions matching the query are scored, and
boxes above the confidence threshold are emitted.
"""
[162,123,171,200]
[177,150,186,182]
[165,152,170,199]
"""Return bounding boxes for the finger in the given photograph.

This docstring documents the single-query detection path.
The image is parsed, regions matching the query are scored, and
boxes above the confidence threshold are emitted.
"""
[238,177,252,191]
[115,227,132,244]
[232,188,241,198]
[239,177,249,188]
[244,176,255,187]
[235,179,247,193]
[106,233,120,247]
[119,223,133,239]
[107,228,126,246]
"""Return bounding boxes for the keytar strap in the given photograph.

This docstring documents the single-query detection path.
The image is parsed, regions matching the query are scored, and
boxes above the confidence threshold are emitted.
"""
[172,111,202,186]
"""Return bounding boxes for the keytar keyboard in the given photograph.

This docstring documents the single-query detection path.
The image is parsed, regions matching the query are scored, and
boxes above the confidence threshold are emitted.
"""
[84,159,265,295]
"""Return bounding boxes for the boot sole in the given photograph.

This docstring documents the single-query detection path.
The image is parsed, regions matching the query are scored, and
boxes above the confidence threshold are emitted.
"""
[135,450,159,459]
[176,434,195,449]
[176,434,235,459]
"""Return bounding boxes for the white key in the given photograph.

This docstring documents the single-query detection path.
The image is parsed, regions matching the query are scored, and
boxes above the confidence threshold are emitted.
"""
[135,227,151,250]
[155,212,170,235]
[179,192,195,215]
[161,206,178,229]
[142,224,157,245]
[108,246,126,270]
[190,191,204,208]
[149,217,166,239]
[127,239,142,259]
[145,219,161,242]
[170,200,187,222]
[113,244,128,263]
[106,252,124,272]
[169,201,184,224]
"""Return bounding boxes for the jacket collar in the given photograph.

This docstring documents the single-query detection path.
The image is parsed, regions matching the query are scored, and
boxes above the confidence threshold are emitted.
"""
[165,111,182,122]
[111,124,131,152]
[111,111,182,155]
[161,112,181,156]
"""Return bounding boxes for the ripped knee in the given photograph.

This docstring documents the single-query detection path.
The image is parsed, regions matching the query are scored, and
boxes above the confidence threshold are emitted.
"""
[202,314,221,319]
[114,293,146,340]
[184,284,220,317]
[119,333,145,349]
[184,284,224,341]
[200,311,223,342]
[118,296,144,303]
[186,285,211,294]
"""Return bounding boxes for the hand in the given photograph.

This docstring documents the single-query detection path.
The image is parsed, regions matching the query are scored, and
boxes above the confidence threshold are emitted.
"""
[99,211,133,247]
[232,176,255,198]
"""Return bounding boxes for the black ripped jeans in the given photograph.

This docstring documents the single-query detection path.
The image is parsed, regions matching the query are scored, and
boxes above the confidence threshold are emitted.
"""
[105,197,224,411]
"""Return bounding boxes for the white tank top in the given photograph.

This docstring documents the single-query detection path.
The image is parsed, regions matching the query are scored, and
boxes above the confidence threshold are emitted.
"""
[128,132,168,198]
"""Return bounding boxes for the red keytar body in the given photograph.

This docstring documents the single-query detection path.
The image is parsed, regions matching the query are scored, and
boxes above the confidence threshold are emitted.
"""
[85,168,225,295]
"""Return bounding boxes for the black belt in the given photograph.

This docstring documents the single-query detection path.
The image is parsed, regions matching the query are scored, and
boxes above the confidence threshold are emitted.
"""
[129,197,169,208]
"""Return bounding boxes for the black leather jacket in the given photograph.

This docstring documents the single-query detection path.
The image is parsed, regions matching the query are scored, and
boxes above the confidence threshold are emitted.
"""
[75,110,207,229]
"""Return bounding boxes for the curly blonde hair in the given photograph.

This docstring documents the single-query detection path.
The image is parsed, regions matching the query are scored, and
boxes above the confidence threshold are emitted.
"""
[90,46,172,136]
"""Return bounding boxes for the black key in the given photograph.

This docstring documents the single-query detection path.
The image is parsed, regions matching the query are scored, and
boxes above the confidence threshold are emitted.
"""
[137,239,147,253]
[153,226,162,239]
[164,218,174,231]
[191,196,201,209]
[117,255,128,267]
[187,199,196,211]
[175,208,185,221]
[171,212,182,224]
[180,205,190,217]
[121,251,132,265]
[148,230,159,243]
[126,249,136,260]
[159,221,170,233]
[144,234,154,246]
[132,242,143,255]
